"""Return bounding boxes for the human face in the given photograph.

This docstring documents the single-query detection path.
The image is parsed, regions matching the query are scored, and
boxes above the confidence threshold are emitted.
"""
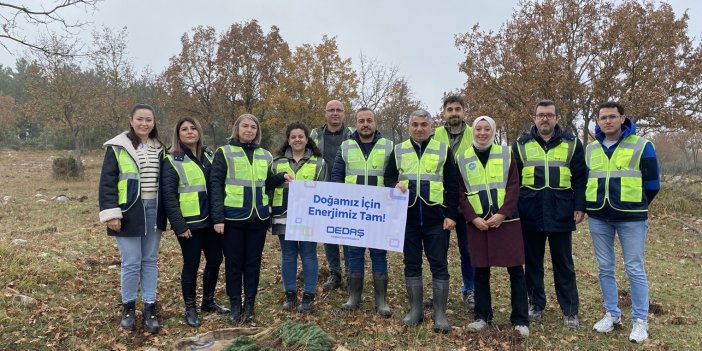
[473,120,493,146]
[288,128,307,153]
[178,121,199,149]
[324,100,345,128]
[409,115,432,143]
[355,110,376,141]
[130,108,155,142]
[443,101,464,128]
[534,105,559,138]
[238,117,258,143]
[597,107,625,139]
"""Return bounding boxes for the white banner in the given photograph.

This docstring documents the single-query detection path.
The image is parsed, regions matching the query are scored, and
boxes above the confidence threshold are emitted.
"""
[284,181,409,252]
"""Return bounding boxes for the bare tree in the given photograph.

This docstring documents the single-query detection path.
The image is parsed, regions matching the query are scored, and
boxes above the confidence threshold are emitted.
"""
[0,1,101,57]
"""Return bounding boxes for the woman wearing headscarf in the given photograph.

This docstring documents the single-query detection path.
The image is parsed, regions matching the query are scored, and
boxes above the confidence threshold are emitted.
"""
[209,114,291,324]
[456,116,530,338]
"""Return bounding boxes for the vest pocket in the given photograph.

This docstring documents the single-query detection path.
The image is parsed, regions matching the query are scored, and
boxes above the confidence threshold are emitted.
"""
[225,186,244,208]
[179,192,201,217]
[586,178,598,202]
[620,177,642,202]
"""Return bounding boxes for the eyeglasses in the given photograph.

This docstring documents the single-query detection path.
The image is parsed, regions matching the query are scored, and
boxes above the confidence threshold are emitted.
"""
[326,108,344,113]
[598,114,621,121]
[535,113,557,119]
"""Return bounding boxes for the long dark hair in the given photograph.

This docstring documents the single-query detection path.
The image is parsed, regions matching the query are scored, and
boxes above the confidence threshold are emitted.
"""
[169,117,203,157]
[274,121,322,157]
[126,103,163,148]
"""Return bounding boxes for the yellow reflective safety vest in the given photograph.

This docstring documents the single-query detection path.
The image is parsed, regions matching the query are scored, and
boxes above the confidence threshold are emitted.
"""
[341,137,393,186]
[310,126,354,151]
[395,139,447,207]
[112,146,140,211]
[432,125,473,160]
[585,135,649,212]
[457,145,512,218]
[270,153,324,217]
[219,145,273,220]
[166,153,209,224]
[517,138,575,190]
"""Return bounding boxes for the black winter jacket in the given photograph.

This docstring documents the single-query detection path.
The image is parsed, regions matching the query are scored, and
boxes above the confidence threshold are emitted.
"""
[98,132,167,237]
[513,125,586,233]
[209,140,286,224]
[160,144,214,235]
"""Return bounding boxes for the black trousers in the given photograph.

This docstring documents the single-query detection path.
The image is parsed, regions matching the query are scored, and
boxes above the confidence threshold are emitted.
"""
[176,227,225,299]
[221,219,270,299]
[474,266,529,326]
[523,230,579,316]
[403,224,449,280]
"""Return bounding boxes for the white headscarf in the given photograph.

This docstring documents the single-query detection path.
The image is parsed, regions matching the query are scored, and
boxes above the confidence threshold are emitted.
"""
[472,115,497,151]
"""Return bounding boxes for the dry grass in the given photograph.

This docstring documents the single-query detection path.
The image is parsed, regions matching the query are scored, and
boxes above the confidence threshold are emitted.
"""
[0,150,700,350]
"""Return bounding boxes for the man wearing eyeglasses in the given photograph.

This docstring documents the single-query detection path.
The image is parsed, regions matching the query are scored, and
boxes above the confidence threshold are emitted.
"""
[586,101,659,344]
[512,99,586,330]
[310,99,354,291]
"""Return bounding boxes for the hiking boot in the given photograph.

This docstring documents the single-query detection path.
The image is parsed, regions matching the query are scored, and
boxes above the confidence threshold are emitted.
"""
[298,292,315,314]
[282,291,297,311]
[142,302,160,334]
[564,314,579,329]
[593,312,622,333]
[322,271,342,291]
[462,290,475,310]
[528,305,544,321]
[120,301,136,331]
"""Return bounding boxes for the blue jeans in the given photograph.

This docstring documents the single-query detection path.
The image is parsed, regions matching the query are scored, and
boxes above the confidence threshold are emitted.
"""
[324,243,349,275]
[116,199,161,303]
[347,246,387,273]
[278,235,319,294]
[456,213,475,292]
[588,217,649,320]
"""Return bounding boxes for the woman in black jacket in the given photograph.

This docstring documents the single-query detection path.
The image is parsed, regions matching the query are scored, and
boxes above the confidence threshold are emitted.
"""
[210,114,290,324]
[161,117,229,328]
[98,103,165,334]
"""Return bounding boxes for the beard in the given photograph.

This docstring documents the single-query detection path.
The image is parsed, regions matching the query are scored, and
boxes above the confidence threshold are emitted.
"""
[447,116,462,127]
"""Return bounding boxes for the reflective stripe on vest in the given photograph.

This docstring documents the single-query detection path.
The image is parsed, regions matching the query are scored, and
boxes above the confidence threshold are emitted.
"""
[395,139,447,207]
[271,155,323,217]
[220,145,273,220]
[167,154,209,224]
[341,138,393,185]
[517,138,575,190]
[457,145,510,217]
[112,146,140,212]
[432,125,473,161]
[585,135,649,212]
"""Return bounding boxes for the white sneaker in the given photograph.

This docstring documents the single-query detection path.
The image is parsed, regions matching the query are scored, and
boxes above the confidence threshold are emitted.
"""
[629,319,649,343]
[593,312,622,333]
[514,325,530,338]
[466,319,488,332]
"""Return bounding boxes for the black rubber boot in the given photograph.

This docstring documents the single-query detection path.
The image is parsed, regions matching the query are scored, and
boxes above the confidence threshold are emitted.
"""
[341,271,364,311]
[243,297,255,323]
[142,302,160,334]
[402,276,424,326]
[298,292,315,314]
[201,270,230,314]
[228,297,242,324]
[432,278,451,334]
[282,291,297,311]
[373,272,392,318]
[120,300,136,331]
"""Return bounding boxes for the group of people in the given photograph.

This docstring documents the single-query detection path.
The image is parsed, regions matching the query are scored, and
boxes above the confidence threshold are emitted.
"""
[97,96,659,344]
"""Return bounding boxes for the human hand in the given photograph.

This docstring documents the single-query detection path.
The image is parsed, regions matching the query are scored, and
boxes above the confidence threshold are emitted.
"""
[284,173,294,183]
[178,229,192,238]
[214,223,224,234]
[395,183,408,193]
[485,213,506,229]
[574,210,585,224]
[106,218,121,232]
[471,217,489,231]
[443,218,456,231]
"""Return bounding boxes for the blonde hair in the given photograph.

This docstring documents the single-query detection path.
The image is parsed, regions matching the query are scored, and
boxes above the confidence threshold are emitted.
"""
[230,114,262,145]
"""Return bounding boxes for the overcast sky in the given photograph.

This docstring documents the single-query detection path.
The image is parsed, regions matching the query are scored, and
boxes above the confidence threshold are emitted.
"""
[1,0,700,113]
